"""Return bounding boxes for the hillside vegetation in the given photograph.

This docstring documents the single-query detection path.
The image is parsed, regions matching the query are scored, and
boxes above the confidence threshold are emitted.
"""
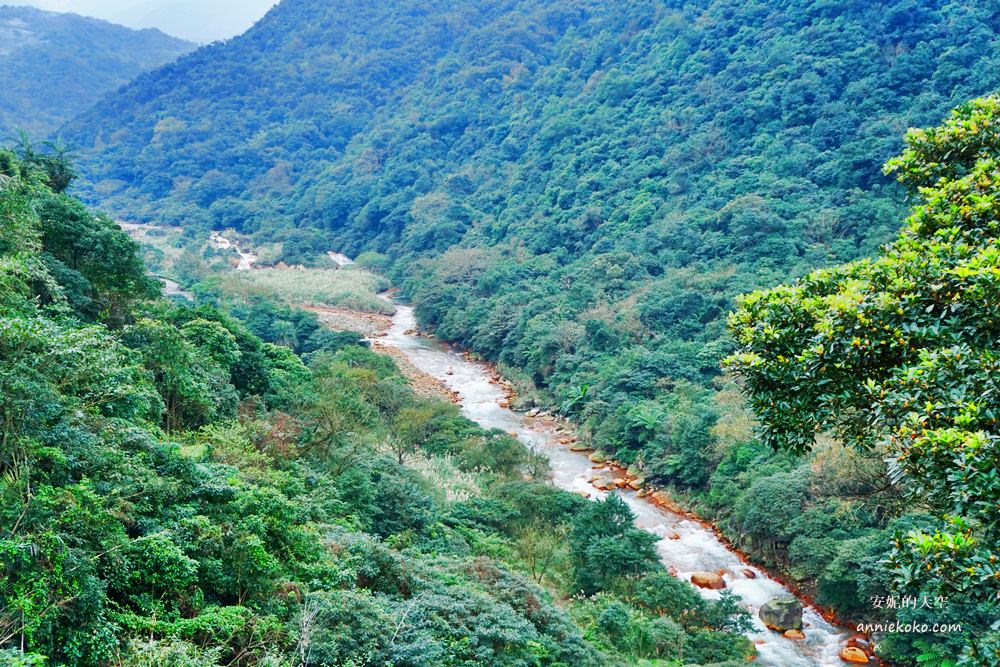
[59,0,1000,663]
[729,97,1000,664]
[0,149,756,666]
[0,6,192,138]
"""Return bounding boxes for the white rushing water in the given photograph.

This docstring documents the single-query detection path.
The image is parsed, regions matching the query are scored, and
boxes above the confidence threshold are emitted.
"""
[376,304,852,666]
[327,250,355,267]
[209,231,257,270]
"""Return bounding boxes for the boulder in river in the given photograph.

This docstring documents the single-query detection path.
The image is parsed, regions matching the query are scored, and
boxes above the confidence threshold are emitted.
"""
[665,530,681,540]
[651,490,673,505]
[759,598,803,632]
[590,474,615,491]
[840,646,870,664]
[628,477,645,490]
[847,635,873,653]
[570,442,592,452]
[784,629,805,640]
[589,451,606,463]
[741,568,757,579]
[690,571,726,590]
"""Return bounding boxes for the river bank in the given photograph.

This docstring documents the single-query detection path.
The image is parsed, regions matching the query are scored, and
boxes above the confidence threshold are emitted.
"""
[308,298,860,667]
[170,231,865,664]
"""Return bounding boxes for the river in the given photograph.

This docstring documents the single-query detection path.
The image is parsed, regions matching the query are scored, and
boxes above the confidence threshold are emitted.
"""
[210,231,257,270]
[375,303,853,667]
[159,275,193,300]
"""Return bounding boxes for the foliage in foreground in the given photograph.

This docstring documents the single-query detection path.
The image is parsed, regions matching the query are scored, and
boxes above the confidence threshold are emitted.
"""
[0,148,753,665]
[727,96,1000,664]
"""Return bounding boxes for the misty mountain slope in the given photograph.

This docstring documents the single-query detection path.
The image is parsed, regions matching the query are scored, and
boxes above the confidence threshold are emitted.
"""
[0,5,193,138]
[63,0,582,229]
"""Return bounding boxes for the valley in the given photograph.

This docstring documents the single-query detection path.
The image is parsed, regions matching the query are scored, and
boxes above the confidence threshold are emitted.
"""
[369,301,853,666]
[187,232,857,665]
[1,0,998,665]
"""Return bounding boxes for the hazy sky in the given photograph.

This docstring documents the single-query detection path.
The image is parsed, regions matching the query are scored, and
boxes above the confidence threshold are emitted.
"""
[9,0,278,43]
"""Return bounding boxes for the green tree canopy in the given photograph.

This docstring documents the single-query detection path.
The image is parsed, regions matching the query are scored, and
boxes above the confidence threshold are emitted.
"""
[727,96,1000,662]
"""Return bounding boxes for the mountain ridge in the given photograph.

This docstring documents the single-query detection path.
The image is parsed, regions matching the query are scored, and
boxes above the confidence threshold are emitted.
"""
[0,4,194,137]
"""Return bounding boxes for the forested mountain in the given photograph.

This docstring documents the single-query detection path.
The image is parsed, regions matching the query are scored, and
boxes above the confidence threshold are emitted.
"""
[0,5,193,138]
[64,0,1000,378]
[57,0,1000,663]
[66,0,1000,256]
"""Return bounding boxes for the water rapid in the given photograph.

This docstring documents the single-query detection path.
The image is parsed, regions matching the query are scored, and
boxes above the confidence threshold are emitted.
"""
[376,304,852,666]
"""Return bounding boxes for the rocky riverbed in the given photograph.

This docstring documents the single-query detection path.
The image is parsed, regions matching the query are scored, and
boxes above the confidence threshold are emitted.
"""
[312,299,862,667]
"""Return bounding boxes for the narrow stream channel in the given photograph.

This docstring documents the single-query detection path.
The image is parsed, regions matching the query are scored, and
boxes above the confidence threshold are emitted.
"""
[376,303,852,667]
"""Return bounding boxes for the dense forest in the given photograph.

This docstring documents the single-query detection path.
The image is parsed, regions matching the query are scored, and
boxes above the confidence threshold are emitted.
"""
[0,149,757,665]
[41,0,1000,664]
[0,6,192,138]
[728,97,1000,664]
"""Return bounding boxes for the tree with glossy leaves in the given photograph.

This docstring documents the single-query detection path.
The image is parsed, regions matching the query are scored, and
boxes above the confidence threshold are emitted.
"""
[727,96,1000,664]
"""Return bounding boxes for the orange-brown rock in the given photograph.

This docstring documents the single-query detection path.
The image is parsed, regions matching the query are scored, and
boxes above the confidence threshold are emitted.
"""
[665,530,681,540]
[841,647,870,664]
[590,474,615,491]
[784,629,805,640]
[651,490,672,505]
[741,568,757,579]
[690,571,726,590]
